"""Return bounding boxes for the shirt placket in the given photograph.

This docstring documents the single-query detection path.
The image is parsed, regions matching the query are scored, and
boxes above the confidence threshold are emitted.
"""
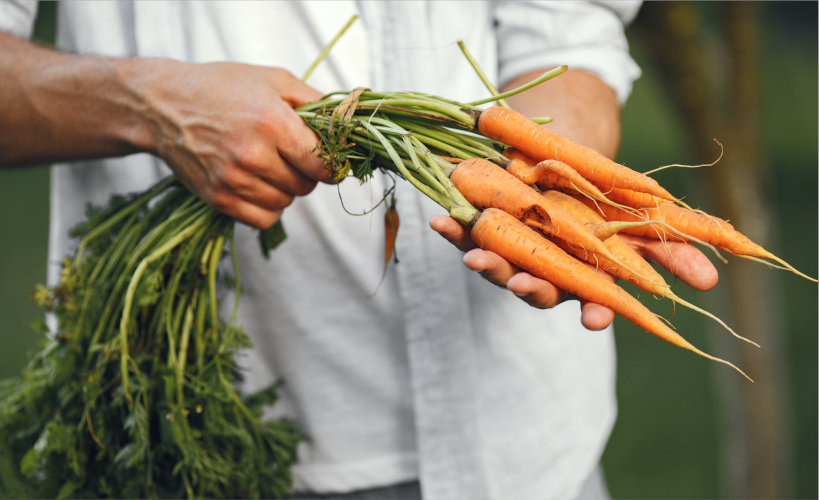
[358,4,488,497]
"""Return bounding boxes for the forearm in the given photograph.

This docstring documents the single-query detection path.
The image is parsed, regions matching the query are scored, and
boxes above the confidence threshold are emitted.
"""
[0,31,153,166]
[502,68,622,159]
[0,30,327,228]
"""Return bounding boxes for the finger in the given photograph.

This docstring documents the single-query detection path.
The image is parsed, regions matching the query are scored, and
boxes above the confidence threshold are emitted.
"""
[430,215,477,252]
[273,107,330,183]
[238,145,318,197]
[573,262,617,329]
[269,68,325,107]
[212,167,295,213]
[240,206,283,230]
[505,269,615,323]
[462,248,521,288]
[216,196,283,230]
[263,69,331,182]
[579,301,616,331]
[619,234,718,291]
[505,272,565,309]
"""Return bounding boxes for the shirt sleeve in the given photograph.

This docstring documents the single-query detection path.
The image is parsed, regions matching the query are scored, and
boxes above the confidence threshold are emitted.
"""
[494,0,642,104]
[0,0,39,38]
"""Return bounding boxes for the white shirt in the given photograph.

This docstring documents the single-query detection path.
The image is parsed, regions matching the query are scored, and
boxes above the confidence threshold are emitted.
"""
[2,1,641,498]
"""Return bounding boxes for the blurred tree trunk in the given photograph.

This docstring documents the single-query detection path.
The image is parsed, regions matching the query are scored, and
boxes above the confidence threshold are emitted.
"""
[631,2,791,498]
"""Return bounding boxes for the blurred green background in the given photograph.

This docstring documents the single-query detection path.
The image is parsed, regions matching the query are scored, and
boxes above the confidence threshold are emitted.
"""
[0,2,815,499]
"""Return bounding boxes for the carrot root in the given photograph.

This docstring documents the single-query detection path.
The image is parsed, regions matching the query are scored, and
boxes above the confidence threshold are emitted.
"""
[471,208,751,381]
[665,291,760,348]
[589,219,727,264]
[738,252,818,283]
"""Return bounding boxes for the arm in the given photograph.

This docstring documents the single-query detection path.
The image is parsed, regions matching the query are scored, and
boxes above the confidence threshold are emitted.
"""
[0,31,328,229]
[504,68,622,158]
[432,69,718,330]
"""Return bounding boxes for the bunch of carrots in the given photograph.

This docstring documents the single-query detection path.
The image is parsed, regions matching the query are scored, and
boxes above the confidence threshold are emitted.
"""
[295,67,815,382]
[454,108,818,381]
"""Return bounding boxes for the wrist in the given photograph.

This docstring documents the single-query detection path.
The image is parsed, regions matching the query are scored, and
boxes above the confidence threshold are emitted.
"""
[112,56,179,157]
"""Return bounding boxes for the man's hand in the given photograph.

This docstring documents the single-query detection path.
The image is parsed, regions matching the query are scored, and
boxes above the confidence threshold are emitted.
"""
[128,60,329,229]
[0,32,328,229]
[430,214,719,331]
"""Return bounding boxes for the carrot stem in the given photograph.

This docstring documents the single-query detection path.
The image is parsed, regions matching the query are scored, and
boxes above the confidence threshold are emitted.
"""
[355,119,478,224]
[468,65,568,106]
[301,15,359,82]
[457,39,510,109]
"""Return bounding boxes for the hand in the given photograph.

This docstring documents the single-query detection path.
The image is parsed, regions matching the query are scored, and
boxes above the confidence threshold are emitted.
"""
[614,233,719,291]
[130,59,329,229]
[430,215,718,331]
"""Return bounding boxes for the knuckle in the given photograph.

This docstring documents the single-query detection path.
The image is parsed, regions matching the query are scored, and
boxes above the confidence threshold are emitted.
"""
[260,189,294,211]
[531,284,565,310]
[523,290,558,310]
[525,297,551,310]
[479,270,507,289]
[216,167,246,191]
[277,193,295,208]
[540,294,562,309]
[259,106,292,135]
[270,67,296,81]
[208,190,234,213]
[234,143,265,169]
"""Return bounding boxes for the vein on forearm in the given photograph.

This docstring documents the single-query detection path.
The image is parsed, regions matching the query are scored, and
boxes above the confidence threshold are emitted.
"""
[0,32,152,167]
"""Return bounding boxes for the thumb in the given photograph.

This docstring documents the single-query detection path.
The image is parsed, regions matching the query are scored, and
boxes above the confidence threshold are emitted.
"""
[269,68,324,108]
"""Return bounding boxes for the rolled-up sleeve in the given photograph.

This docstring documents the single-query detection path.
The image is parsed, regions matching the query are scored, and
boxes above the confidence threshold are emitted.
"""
[494,0,642,104]
[0,0,39,38]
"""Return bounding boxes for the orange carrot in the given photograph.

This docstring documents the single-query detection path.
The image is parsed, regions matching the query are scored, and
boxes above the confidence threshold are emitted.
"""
[604,186,671,209]
[384,195,399,273]
[502,148,542,184]
[585,199,817,282]
[591,202,722,242]
[509,158,606,199]
[478,106,677,201]
[603,186,702,215]
[539,191,660,286]
[370,195,400,297]
[542,189,757,346]
[504,148,640,215]
[449,158,655,284]
[470,207,751,380]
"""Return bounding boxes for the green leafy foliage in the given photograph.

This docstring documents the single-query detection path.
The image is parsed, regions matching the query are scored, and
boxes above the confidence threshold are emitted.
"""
[258,220,288,260]
[0,180,302,499]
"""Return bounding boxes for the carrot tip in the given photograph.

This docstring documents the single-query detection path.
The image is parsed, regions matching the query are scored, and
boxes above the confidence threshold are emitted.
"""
[739,253,818,283]
[690,347,753,382]
[671,293,760,348]
[714,357,754,383]
[769,256,818,283]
